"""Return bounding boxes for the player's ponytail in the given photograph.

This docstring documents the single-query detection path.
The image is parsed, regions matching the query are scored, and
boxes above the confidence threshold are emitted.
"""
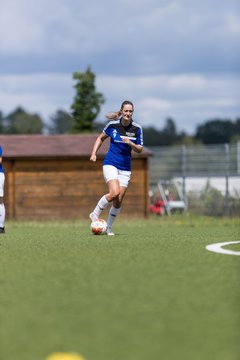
[105,111,121,120]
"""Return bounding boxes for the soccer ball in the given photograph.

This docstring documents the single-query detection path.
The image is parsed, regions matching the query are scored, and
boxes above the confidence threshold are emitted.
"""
[90,219,107,235]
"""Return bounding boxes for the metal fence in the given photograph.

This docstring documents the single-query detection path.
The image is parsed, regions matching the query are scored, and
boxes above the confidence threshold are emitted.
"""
[148,142,240,216]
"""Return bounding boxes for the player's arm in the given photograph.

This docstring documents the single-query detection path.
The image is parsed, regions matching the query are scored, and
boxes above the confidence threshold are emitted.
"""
[131,142,143,153]
[122,137,143,153]
[90,132,108,162]
[121,127,143,153]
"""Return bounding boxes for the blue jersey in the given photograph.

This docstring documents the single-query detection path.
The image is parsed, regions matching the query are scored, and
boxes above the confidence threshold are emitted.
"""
[103,119,143,171]
[0,146,3,173]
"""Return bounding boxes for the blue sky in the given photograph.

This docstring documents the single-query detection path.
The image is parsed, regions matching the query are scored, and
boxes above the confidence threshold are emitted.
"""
[0,0,239,134]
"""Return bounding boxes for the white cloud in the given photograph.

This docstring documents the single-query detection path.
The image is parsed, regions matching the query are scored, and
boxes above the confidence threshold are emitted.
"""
[0,0,239,134]
[1,72,239,134]
[0,73,73,120]
[1,0,239,65]
[97,73,240,132]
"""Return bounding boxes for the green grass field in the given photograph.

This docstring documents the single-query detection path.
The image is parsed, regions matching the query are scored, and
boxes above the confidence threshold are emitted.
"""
[0,215,239,360]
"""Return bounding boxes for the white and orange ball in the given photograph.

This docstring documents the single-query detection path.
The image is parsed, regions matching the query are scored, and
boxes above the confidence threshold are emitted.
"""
[90,219,107,235]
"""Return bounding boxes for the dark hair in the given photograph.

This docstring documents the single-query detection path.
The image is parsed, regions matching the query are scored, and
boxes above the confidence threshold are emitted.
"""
[106,100,134,120]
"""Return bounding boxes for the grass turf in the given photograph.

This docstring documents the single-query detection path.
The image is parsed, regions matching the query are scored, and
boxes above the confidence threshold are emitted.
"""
[0,215,239,360]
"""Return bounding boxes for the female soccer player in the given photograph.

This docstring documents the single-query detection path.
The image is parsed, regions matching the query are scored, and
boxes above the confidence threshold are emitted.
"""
[0,145,5,233]
[89,100,143,235]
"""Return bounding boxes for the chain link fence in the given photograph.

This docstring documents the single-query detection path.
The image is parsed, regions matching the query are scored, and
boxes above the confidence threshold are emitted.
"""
[148,142,240,216]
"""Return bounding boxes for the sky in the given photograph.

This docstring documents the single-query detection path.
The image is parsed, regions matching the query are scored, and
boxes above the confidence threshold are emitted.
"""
[0,0,239,134]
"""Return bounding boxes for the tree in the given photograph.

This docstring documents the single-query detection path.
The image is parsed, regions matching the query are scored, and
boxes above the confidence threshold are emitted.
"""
[4,107,44,134]
[161,118,178,145]
[0,111,5,133]
[163,118,177,136]
[142,126,162,146]
[234,118,240,133]
[70,66,105,133]
[195,119,235,144]
[230,118,240,143]
[48,110,73,134]
[143,118,184,146]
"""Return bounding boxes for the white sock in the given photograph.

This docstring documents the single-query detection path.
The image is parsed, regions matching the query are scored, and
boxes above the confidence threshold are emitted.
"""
[93,195,110,219]
[0,203,5,228]
[107,206,121,228]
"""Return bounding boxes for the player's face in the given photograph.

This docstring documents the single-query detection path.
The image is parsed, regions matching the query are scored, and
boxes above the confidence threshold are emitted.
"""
[121,104,134,122]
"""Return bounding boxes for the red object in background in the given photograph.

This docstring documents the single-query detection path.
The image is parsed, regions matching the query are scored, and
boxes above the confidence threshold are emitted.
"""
[149,197,165,215]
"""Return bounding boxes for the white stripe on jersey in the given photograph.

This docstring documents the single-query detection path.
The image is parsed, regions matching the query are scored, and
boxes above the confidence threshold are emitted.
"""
[120,136,137,141]
[103,119,120,130]
[132,121,143,146]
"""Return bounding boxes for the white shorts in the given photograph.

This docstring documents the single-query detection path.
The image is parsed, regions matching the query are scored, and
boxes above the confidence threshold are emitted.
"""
[103,165,131,188]
[0,173,5,197]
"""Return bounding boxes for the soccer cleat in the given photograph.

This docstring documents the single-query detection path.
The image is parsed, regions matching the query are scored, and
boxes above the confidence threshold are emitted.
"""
[89,212,98,222]
[107,227,115,236]
[0,227,5,234]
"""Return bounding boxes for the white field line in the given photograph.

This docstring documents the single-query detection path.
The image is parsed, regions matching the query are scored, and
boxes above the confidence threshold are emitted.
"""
[206,241,240,256]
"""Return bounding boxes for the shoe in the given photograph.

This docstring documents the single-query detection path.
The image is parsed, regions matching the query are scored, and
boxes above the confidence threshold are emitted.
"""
[89,212,98,222]
[0,227,5,234]
[107,227,115,236]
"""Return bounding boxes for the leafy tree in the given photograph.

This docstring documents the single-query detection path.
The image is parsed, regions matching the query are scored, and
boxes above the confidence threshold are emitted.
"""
[142,126,162,146]
[4,107,44,134]
[195,119,235,144]
[0,111,5,133]
[143,118,182,146]
[163,118,177,136]
[48,109,73,134]
[234,118,240,133]
[70,66,105,133]
[231,118,240,142]
[161,118,179,145]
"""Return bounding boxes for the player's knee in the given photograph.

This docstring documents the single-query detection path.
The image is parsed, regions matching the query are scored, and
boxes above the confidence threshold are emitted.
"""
[109,189,120,200]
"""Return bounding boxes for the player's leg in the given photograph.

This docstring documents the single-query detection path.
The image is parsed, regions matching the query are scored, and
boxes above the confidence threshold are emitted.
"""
[89,165,120,221]
[106,170,131,235]
[106,186,128,235]
[89,194,111,221]
[0,173,5,233]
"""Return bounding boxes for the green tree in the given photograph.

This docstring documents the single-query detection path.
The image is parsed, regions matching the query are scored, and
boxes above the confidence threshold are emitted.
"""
[234,118,240,133]
[48,109,73,134]
[5,107,44,134]
[143,119,185,146]
[70,66,105,133]
[142,126,161,146]
[195,119,235,144]
[0,111,5,133]
[230,118,240,142]
[161,118,178,145]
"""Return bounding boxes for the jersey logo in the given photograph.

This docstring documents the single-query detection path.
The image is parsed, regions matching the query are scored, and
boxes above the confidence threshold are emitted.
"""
[112,129,117,138]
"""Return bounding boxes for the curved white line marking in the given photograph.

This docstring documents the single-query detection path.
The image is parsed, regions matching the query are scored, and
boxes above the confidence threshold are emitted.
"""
[206,241,240,256]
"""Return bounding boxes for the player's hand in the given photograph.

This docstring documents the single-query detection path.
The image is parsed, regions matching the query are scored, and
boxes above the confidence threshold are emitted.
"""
[90,154,97,162]
[121,136,131,144]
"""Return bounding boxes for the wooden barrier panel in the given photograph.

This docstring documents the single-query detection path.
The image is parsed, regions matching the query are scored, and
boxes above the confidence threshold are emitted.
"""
[4,157,149,220]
